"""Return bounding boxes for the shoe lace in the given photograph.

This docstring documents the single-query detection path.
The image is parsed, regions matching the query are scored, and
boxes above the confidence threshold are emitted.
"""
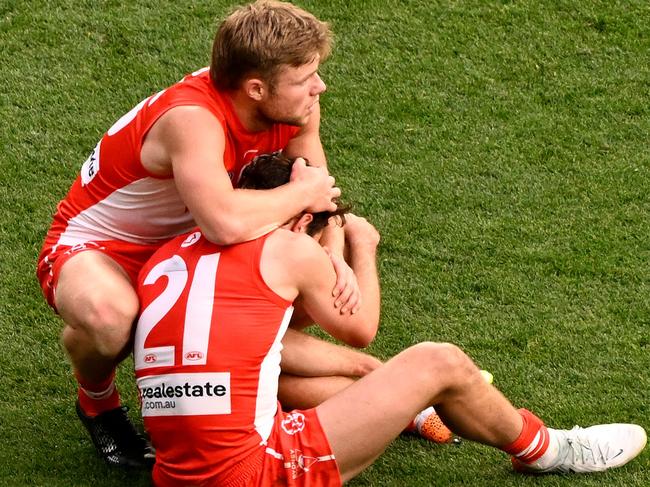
[562,426,611,469]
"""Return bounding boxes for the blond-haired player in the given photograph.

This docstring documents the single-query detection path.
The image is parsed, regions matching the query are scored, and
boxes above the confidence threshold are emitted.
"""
[37,1,363,467]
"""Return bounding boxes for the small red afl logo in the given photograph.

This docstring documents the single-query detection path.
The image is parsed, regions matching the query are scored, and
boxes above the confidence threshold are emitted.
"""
[185,351,204,361]
[144,354,157,364]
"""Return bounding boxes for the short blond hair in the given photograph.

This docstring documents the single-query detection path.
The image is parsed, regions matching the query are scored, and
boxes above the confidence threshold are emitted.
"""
[210,0,332,90]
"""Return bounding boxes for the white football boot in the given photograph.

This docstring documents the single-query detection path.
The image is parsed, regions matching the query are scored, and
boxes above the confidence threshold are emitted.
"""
[514,424,646,474]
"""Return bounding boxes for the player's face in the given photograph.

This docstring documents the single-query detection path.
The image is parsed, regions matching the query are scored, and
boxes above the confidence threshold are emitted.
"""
[259,56,326,127]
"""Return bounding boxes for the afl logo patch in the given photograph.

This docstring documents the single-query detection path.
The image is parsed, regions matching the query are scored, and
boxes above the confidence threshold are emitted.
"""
[185,351,204,361]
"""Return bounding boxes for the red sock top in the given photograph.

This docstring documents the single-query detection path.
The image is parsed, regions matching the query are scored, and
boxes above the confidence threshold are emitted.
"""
[502,408,550,463]
[75,370,121,417]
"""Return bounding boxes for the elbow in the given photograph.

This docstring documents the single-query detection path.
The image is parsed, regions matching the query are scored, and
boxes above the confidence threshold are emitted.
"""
[346,323,378,349]
[348,335,374,349]
[200,220,246,246]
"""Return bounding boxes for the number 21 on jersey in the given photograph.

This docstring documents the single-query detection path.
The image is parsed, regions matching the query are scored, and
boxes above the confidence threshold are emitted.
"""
[134,250,220,371]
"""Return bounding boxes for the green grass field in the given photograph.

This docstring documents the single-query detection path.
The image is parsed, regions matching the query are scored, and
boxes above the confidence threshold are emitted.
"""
[2,0,649,485]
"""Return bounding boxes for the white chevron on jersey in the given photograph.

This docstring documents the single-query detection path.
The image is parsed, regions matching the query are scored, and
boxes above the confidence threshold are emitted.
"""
[57,177,195,246]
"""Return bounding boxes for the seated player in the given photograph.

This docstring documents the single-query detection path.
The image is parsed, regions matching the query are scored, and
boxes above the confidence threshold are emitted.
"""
[134,154,646,486]
[236,154,454,444]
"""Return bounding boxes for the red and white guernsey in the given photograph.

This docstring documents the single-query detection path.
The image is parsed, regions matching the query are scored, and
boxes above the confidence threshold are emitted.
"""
[135,230,294,485]
[41,68,299,249]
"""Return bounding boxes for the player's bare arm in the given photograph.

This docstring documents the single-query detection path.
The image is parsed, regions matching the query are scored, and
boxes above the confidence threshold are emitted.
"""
[285,105,364,313]
[339,214,380,312]
[284,98,355,301]
[142,105,339,245]
[319,221,362,315]
[264,224,380,348]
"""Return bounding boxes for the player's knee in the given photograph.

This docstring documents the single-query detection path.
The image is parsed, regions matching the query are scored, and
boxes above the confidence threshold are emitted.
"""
[77,294,138,356]
[407,342,477,388]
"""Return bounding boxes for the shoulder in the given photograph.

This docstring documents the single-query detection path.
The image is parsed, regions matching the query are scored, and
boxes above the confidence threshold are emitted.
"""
[260,229,326,301]
[142,105,227,175]
[158,69,225,113]
[156,105,224,130]
[148,106,226,155]
[264,229,325,263]
[150,69,228,136]
[263,229,331,281]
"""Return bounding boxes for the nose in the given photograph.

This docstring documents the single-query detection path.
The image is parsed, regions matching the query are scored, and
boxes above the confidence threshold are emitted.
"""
[313,73,326,95]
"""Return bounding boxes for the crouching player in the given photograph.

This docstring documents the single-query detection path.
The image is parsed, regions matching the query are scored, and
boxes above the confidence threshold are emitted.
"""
[134,155,646,486]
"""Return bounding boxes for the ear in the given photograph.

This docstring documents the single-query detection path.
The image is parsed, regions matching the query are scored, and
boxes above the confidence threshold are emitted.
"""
[243,77,266,101]
[291,213,313,234]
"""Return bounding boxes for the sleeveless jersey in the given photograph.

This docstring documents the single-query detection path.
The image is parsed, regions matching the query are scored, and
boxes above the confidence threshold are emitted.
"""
[134,230,294,485]
[42,68,300,249]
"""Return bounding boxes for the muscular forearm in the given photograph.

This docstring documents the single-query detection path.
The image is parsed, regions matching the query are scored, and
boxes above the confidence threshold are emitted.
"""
[345,244,380,346]
[163,106,338,245]
[196,183,312,245]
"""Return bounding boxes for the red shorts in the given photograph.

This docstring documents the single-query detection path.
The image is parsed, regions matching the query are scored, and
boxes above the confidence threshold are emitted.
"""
[254,408,341,487]
[36,240,162,310]
[152,408,341,487]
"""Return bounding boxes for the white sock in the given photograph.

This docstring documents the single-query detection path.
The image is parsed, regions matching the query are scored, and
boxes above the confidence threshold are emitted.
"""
[523,428,561,468]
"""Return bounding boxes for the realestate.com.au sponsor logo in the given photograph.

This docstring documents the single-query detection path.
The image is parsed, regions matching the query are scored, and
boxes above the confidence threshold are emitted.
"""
[138,372,231,417]
[141,380,227,399]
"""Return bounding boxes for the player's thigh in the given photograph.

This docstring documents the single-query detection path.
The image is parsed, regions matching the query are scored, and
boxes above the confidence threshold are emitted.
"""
[54,250,139,331]
[316,343,446,481]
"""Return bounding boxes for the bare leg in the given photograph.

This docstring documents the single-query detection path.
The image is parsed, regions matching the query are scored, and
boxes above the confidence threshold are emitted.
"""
[278,374,355,410]
[55,251,138,383]
[278,328,381,411]
[279,231,384,413]
[53,250,163,467]
[316,342,523,482]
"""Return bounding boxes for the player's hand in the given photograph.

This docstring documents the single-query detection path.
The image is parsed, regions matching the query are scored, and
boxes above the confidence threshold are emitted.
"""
[290,157,340,213]
[344,214,380,250]
[323,247,362,315]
